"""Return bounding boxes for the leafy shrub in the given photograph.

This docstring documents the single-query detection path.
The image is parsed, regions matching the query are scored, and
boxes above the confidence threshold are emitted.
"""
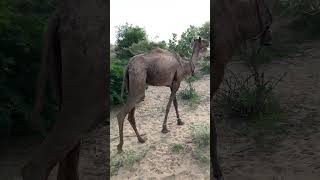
[127,39,167,55]
[278,0,320,39]
[191,123,210,148]
[288,13,320,39]
[191,123,210,164]
[198,58,210,75]
[110,58,127,105]
[185,74,201,82]
[216,47,285,122]
[180,76,197,98]
[179,76,201,108]
[192,148,209,163]
[168,22,209,58]
[0,0,55,136]
[111,147,152,176]
[170,143,185,154]
[115,23,147,59]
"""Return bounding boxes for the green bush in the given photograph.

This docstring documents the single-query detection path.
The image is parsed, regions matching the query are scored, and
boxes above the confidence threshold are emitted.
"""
[178,76,201,107]
[110,58,127,105]
[191,123,210,149]
[168,22,209,58]
[127,39,167,55]
[179,81,200,100]
[115,23,147,59]
[170,143,185,154]
[0,0,55,136]
[288,14,320,39]
[198,59,210,75]
[192,148,209,163]
[216,47,285,123]
[278,0,320,39]
[191,123,210,164]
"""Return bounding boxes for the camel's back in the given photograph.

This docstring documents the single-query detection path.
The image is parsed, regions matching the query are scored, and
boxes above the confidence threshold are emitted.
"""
[129,48,179,67]
[127,48,180,86]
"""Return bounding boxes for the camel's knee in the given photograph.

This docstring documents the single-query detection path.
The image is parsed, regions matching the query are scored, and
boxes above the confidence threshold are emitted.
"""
[117,112,125,124]
[57,142,80,180]
[22,161,49,180]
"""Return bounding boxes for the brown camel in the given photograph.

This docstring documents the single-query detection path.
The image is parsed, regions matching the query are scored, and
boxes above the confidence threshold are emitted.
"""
[117,37,209,152]
[21,1,108,180]
[211,0,273,179]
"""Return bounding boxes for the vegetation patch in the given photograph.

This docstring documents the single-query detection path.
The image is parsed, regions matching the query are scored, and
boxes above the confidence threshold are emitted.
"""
[192,148,209,163]
[216,46,287,144]
[198,59,210,75]
[111,22,209,106]
[170,143,186,154]
[111,147,152,176]
[190,123,210,164]
[178,77,201,107]
[191,123,210,148]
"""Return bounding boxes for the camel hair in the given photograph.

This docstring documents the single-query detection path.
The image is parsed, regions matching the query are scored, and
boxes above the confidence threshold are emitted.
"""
[116,37,209,152]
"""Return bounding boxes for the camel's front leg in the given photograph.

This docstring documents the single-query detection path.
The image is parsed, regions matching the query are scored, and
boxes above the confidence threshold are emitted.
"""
[162,82,180,133]
[211,107,223,180]
[161,93,174,133]
[173,95,184,125]
[210,49,227,180]
[211,49,229,96]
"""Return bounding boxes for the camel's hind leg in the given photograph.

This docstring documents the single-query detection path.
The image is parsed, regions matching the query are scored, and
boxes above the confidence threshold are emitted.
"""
[128,107,146,143]
[211,113,223,180]
[22,107,106,180]
[117,71,146,152]
[117,95,145,152]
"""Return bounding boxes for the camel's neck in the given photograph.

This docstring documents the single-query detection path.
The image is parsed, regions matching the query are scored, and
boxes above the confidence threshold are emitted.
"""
[181,59,194,77]
[214,0,267,53]
[190,46,200,65]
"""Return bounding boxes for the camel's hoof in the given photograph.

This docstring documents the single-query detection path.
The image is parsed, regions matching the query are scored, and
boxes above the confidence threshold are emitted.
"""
[116,114,122,121]
[138,137,147,143]
[21,163,31,180]
[161,126,170,133]
[215,176,224,180]
[177,119,184,125]
[214,172,224,180]
[117,145,123,154]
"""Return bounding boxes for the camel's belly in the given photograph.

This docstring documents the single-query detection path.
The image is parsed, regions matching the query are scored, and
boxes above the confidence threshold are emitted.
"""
[146,72,174,87]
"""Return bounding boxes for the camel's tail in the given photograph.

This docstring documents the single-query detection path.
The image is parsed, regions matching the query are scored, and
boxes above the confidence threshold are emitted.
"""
[29,14,60,136]
[120,65,129,99]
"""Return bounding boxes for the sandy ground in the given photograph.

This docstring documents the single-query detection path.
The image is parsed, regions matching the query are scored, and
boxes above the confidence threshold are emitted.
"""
[214,40,320,180]
[0,76,210,180]
[110,75,211,180]
[1,40,320,179]
[1,21,320,180]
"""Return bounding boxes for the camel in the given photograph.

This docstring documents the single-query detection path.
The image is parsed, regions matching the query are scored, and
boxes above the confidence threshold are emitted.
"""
[116,37,209,152]
[211,0,273,179]
[21,1,108,179]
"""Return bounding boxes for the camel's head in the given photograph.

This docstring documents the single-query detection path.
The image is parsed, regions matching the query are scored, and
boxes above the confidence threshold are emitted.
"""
[240,0,273,46]
[256,0,273,46]
[193,37,209,53]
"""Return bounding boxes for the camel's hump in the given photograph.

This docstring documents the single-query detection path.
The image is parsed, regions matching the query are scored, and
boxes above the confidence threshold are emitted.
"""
[150,48,167,53]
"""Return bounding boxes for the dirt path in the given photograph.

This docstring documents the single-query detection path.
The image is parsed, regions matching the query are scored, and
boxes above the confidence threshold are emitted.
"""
[214,40,320,180]
[1,38,319,180]
[110,75,211,179]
